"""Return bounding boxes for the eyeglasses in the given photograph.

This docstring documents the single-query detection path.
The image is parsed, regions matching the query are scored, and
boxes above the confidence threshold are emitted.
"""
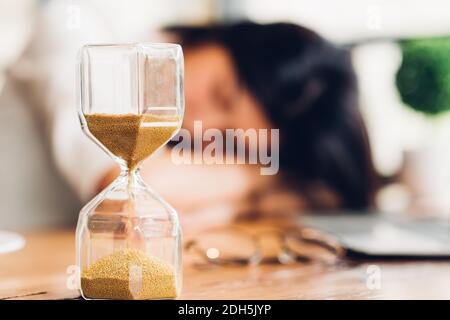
[185,225,345,266]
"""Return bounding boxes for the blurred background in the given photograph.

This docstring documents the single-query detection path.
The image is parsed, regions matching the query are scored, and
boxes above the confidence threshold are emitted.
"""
[1,0,450,230]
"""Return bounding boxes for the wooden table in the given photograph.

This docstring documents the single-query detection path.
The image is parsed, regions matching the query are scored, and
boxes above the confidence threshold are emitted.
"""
[1,230,450,300]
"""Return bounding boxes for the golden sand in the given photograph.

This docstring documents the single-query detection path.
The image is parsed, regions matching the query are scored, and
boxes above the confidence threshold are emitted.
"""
[81,249,177,300]
[85,113,180,171]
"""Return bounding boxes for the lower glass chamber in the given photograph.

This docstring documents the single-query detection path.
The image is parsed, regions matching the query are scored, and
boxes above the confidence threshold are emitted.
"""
[76,172,182,300]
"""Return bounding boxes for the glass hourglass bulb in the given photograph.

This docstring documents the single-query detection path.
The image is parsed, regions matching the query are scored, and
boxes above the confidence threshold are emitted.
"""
[75,43,184,300]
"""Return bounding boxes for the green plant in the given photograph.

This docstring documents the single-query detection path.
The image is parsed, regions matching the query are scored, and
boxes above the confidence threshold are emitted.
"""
[396,37,450,115]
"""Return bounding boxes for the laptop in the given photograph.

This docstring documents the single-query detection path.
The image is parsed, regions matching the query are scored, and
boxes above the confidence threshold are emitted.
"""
[300,213,450,259]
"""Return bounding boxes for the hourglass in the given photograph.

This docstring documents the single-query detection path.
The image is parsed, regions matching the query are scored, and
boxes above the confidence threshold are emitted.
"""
[76,43,183,300]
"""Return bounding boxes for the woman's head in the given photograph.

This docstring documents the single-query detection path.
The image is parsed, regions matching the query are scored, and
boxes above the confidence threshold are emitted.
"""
[166,21,377,210]
[178,41,270,132]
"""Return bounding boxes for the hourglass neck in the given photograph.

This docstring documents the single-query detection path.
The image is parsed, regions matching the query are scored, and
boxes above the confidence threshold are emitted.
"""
[119,166,143,182]
[119,166,146,201]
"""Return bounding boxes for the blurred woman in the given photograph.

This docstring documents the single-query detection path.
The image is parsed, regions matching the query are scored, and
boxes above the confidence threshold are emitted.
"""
[15,13,377,230]
[99,22,377,227]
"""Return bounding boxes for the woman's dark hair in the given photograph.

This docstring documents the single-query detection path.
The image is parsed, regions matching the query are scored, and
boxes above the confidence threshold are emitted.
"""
[166,21,377,210]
